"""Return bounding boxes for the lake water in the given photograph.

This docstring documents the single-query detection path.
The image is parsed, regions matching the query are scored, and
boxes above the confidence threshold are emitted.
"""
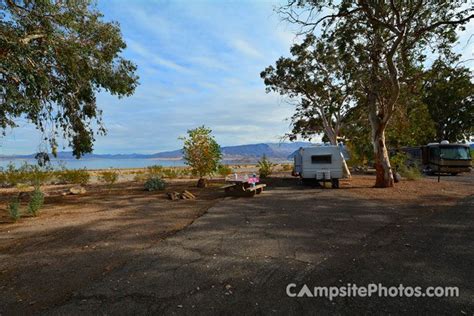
[0,158,186,170]
[0,158,265,170]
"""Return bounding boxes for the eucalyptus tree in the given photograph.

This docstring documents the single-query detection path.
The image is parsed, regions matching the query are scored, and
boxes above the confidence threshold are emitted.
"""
[423,57,474,142]
[278,0,473,187]
[261,34,353,176]
[0,0,139,158]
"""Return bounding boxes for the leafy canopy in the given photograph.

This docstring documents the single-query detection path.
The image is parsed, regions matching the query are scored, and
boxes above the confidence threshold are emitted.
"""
[261,34,353,143]
[181,126,222,178]
[0,0,139,158]
[423,57,474,142]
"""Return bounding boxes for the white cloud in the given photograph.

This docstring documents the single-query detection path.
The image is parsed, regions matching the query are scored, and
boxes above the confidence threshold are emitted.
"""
[231,39,264,59]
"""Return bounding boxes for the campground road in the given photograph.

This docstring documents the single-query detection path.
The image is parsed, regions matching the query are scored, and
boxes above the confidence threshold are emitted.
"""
[47,183,474,315]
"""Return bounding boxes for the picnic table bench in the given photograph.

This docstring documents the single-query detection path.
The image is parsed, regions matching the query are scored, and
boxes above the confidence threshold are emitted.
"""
[221,175,266,197]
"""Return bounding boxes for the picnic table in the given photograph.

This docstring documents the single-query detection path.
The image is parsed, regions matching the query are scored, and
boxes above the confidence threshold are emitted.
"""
[221,174,266,197]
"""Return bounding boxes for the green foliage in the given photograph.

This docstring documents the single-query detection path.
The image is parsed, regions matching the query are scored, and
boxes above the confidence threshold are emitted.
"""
[391,152,421,181]
[162,168,179,179]
[217,164,232,177]
[98,170,119,188]
[1,1,139,158]
[57,168,90,185]
[399,166,422,181]
[28,187,44,217]
[279,1,473,187]
[423,57,474,142]
[257,154,274,178]
[144,177,166,191]
[181,126,222,179]
[386,85,436,148]
[0,163,53,187]
[261,34,351,143]
[147,165,164,177]
[8,198,21,222]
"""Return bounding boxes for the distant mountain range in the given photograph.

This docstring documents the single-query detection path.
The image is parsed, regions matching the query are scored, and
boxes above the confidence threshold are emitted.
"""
[1,142,314,161]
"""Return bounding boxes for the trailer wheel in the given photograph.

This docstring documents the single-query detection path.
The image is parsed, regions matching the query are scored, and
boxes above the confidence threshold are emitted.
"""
[331,179,339,189]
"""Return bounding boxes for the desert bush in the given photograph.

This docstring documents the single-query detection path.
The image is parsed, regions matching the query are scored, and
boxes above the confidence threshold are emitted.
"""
[147,165,164,177]
[399,165,422,180]
[28,187,44,217]
[162,168,179,179]
[217,164,232,177]
[179,168,192,177]
[56,168,90,185]
[0,163,53,187]
[144,177,166,191]
[281,164,293,171]
[98,170,119,188]
[391,152,421,180]
[8,198,21,221]
[133,171,147,182]
[26,164,54,186]
[0,163,29,187]
[257,154,274,178]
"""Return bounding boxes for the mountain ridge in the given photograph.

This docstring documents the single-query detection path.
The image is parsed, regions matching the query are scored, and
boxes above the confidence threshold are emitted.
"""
[1,142,314,161]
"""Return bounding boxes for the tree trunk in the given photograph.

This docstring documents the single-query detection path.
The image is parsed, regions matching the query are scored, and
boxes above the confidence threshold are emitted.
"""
[340,152,351,178]
[325,126,351,178]
[372,123,394,188]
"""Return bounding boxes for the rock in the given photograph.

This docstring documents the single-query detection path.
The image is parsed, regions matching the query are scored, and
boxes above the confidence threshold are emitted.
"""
[197,178,207,188]
[69,186,86,195]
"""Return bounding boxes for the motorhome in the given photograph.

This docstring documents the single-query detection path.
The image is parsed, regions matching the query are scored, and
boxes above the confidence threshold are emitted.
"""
[293,146,344,188]
[401,141,472,175]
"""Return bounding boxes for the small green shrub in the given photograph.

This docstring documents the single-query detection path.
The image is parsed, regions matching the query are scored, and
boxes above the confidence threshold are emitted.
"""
[399,166,422,181]
[133,171,147,182]
[1,163,29,187]
[8,198,21,222]
[28,187,44,217]
[56,168,90,185]
[147,165,164,177]
[391,152,421,181]
[217,164,232,177]
[257,154,274,178]
[162,168,179,179]
[98,170,119,188]
[26,165,54,186]
[144,177,167,191]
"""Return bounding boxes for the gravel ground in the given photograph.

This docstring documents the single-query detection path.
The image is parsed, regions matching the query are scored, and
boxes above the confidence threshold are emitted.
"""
[0,173,472,315]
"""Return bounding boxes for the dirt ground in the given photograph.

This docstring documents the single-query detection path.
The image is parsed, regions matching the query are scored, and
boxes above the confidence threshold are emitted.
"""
[0,173,473,314]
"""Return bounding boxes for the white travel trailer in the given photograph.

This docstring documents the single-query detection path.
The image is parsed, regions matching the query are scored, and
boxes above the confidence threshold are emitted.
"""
[293,146,344,188]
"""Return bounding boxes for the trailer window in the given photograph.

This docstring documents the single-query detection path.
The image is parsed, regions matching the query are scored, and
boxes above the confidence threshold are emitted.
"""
[311,155,332,164]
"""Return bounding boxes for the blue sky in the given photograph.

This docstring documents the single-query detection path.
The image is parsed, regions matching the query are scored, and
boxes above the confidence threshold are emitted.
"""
[1,0,473,155]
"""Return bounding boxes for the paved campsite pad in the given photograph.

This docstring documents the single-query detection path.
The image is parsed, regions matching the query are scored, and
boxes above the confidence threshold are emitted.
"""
[0,174,473,314]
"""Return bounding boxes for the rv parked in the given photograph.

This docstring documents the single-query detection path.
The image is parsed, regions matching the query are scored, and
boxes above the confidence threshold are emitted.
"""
[401,141,472,175]
[293,146,345,188]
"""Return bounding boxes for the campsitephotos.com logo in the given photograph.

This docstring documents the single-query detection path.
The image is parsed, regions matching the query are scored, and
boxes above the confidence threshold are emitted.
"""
[286,283,460,301]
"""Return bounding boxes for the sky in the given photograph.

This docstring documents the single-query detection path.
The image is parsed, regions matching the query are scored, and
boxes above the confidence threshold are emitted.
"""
[1,0,473,155]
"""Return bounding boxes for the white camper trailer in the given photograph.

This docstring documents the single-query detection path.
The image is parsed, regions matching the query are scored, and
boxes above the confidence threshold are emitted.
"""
[293,146,344,188]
